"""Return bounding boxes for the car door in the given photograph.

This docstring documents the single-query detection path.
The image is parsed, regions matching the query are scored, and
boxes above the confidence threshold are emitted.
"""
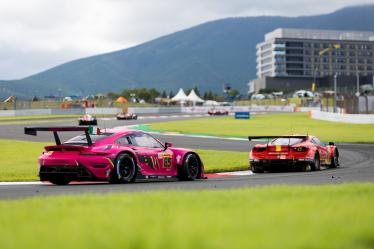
[128,133,175,175]
[312,137,328,162]
[115,134,158,175]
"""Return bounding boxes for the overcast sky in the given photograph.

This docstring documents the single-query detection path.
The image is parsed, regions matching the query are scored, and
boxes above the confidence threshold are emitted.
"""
[1,0,374,80]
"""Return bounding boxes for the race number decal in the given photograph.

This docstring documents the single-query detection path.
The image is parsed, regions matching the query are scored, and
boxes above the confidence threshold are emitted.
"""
[157,152,173,168]
[163,154,172,168]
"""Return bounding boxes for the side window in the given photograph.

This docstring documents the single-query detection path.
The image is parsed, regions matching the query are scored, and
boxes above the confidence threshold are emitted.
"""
[128,133,164,148]
[311,138,318,145]
[312,137,324,146]
[115,136,131,145]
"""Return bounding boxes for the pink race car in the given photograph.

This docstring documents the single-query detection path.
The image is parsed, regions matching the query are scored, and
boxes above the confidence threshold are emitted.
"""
[24,127,204,185]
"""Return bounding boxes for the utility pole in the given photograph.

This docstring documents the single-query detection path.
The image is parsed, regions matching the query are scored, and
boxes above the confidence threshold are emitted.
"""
[333,73,338,113]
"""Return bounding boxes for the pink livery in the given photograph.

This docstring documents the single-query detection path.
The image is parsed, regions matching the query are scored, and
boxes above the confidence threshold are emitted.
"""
[25,127,204,185]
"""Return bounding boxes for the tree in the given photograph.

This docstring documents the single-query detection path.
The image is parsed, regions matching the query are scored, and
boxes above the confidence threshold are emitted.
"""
[107,92,119,100]
[120,88,160,103]
[193,86,200,97]
[161,90,167,98]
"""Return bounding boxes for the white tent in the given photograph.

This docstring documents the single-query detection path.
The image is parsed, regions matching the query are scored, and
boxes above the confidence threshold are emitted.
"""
[171,88,189,102]
[187,89,204,103]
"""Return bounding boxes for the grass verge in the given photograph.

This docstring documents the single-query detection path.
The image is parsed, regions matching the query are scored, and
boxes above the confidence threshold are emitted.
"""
[150,112,374,143]
[0,183,374,249]
[0,139,248,181]
[0,114,114,122]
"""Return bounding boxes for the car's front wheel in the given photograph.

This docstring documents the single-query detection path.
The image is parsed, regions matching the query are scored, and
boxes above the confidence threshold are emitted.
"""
[178,154,200,181]
[110,153,137,183]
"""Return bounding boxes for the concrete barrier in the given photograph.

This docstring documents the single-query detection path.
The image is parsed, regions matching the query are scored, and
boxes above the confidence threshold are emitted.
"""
[50,108,85,115]
[182,105,295,113]
[0,105,297,117]
[310,110,374,124]
[86,108,121,115]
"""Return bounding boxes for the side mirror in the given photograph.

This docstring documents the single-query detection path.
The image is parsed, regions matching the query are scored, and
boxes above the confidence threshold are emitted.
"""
[165,142,173,149]
[328,142,335,146]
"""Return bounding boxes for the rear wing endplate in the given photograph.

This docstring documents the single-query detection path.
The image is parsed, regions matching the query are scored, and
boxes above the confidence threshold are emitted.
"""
[24,126,92,146]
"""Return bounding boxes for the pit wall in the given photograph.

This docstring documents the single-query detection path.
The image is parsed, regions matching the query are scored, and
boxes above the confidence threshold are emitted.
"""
[310,110,374,124]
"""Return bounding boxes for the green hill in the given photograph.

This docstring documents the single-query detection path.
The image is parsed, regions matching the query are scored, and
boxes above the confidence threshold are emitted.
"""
[1,5,374,99]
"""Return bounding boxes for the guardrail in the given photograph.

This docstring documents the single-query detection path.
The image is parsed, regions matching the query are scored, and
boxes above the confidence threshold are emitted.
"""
[310,110,374,124]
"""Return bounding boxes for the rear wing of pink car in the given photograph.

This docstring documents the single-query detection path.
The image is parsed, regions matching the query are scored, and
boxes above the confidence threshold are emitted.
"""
[24,126,92,146]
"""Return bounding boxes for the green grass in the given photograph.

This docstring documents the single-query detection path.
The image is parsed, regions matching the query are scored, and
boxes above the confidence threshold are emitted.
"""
[150,113,374,143]
[0,114,81,121]
[0,114,114,122]
[196,149,248,173]
[0,140,48,181]
[0,140,248,181]
[0,183,374,249]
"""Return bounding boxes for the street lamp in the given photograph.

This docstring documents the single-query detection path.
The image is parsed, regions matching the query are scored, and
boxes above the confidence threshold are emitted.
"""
[333,73,338,113]
[356,70,360,97]
[312,44,340,110]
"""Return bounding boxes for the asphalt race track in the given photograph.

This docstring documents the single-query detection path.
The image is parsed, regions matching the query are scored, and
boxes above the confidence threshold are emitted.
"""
[0,114,373,199]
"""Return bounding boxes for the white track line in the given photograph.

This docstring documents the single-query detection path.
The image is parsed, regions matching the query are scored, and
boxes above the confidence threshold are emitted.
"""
[216,170,254,176]
[0,171,254,186]
[0,181,43,186]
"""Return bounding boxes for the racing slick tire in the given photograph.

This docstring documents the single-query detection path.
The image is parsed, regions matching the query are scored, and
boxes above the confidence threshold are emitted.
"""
[310,152,321,171]
[178,153,200,181]
[92,120,97,126]
[251,165,264,173]
[110,153,137,183]
[330,149,339,168]
[49,177,71,185]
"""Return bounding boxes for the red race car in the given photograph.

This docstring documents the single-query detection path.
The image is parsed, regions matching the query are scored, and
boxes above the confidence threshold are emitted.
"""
[249,135,339,173]
[78,114,97,126]
[24,126,204,185]
[116,112,138,120]
[208,108,229,116]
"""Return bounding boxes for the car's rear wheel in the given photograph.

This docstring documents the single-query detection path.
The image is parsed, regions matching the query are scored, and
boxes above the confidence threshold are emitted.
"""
[179,154,200,181]
[49,177,70,185]
[110,153,137,183]
[311,153,321,171]
[251,165,264,173]
[330,149,339,168]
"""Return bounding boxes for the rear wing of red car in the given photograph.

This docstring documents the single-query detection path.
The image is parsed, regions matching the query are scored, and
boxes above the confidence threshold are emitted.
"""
[248,136,308,141]
[24,126,92,146]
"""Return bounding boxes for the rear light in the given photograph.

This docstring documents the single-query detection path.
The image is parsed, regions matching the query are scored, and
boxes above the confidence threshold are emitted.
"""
[292,147,308,152]
[253,147,266,152]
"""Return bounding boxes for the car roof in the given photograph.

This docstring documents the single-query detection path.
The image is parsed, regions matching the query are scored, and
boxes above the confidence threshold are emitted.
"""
[100,128,144,135]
